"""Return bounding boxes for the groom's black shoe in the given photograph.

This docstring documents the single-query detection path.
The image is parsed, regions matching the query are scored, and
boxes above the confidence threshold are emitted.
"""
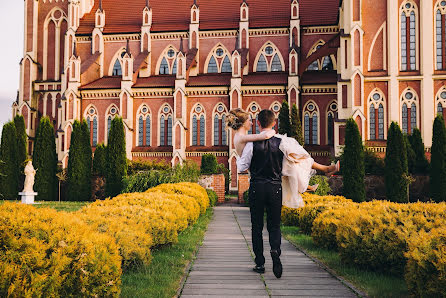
[252,265,265,274]
[271,250,282,278]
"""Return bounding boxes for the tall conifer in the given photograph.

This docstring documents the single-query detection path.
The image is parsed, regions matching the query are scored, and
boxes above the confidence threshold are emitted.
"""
[278,100,291,135]
[33,117,57,201]
[385,122,408,202]
[14,115,27,190]
[81,120,92,198]
[0,122,18,199]
[105,117,127,197]
[408,128,429,174]
[341,118,365,202]
[430,115,446,202]
[93,144,107,176]
[290,104,304,145]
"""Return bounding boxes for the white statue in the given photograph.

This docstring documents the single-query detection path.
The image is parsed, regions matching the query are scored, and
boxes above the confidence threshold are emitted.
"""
[23,161,37,193]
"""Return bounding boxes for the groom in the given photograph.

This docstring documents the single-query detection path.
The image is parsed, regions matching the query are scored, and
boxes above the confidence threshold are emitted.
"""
[237,109,283,278]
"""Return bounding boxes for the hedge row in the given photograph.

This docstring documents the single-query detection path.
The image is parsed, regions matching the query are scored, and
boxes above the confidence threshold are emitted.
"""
[282,194,446,297]
[0,182,211,297]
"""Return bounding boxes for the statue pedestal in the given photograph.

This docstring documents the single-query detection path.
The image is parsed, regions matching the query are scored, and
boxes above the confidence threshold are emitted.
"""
[19,192,38,204]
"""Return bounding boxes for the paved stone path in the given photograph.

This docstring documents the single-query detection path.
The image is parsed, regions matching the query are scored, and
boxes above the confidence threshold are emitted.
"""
[180,206,358,297]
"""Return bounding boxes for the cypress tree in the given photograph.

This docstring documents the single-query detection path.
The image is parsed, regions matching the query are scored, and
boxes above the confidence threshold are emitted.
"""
[33,117,57,201]
[105,117,127,197]
[290,103,304,145]
[81,120,92,199]
[430,115,446,202]
[67,121,92,201]
[93,144,107,176]
[385,122,408,203]
[341,118,365,202]
[404,134,416,174]
[408,128,429,174]
[278,100,291,135]
[14,115,27,190]
[0,122,19,199]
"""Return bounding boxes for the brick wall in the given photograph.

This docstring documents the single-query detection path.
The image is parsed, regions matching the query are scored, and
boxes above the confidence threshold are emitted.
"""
[199,174,225,203]
[238,173,250,204]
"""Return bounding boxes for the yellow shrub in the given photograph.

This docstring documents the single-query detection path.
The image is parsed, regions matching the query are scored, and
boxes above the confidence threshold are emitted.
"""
[405,227,446,297]
[0,202,121,297]
[281,194,352,234]
[146,182,209,214]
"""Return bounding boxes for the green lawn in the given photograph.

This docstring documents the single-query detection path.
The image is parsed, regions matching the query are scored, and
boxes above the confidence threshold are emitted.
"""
[0,200,89,212]
[281,226,409,298]
[121,208,214,298]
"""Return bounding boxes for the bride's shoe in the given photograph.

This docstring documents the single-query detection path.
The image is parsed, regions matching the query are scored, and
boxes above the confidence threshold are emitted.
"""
[307,184,319,192]
[326,160,340,177]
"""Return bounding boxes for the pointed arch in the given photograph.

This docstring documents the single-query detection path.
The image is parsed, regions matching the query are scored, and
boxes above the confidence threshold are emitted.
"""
[212,103,229,146]
[367,89,386,140]
[400,87,419,134]
[326,100,338,144]
[400,1,419,71]
[368,22,387,71]
[85,104,99,146]
[159,104,173,146]
[136,104,151,146]
[191,103,206,146]
[253,41,286,72]
[303,101,320,145]
[246,102,261,134]
[43,7,68,80]
[155,45,178,75]
[204,43,232,73]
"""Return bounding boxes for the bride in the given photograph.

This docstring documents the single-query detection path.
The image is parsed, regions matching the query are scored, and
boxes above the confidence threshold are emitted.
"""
[226,108,339,208]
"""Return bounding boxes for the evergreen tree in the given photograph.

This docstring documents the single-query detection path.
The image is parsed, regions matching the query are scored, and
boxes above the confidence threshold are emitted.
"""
[408,128,429,174]
[404,134,416,174]
[278,100,291,135]
[385,122,408,203]
[93,144,107,176]
[290,104,304,145]
[67,121,92,201]
[341,118,365,202]
[14,115,27,190]
[0,122,18,199]
[81,120,92,198]
[430,115,446,202]
[105,117,127,197]
[33,117,57,201]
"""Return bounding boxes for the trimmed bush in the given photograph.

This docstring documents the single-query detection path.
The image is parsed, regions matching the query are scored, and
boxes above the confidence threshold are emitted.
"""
[127,159,170,175]
[278,100,291,135]
[0,202,122,297]
[408,128,429,174]
[0,122,18,199]
[243,190,249,206]
[290,103,304,145]
[341,118,365,202]
[67,121,91,201]
[430,115,446,202]
[364,148,385,175]
[93,143,107,176]
[206,189,218,206]
[105,117,127,198]
[309,175,331,196]
[14,115,27,190]
[33,117,57,201]
[122,161,200,193]
[201,154,218,174]
[385,122,408,203]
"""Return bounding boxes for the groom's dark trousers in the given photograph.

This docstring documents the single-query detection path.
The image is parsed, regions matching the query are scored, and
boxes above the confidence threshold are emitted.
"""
[248,136,283,267]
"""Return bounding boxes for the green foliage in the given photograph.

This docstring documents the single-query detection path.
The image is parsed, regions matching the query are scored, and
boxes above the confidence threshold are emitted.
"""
[127,160,170,175]
[0,122,18,199]
[290,104,304,145]
[122,161,201,193]
[404,134,416,176]
[341,118,365,202]
[385,122,409,203]
[278,100,291,135]
[14,115,27,190]
[364,149,385,175]
[216,163,230,193]
[309,175,331,196]
[105,117,128,198]
[408,128,429,174]
[33,117,57,201]
[430,115,446,202]
[243,190,249,206]
[200,154,218,174]
[92,143,106,176]
[67,121,92,201]
[206,189,218,207]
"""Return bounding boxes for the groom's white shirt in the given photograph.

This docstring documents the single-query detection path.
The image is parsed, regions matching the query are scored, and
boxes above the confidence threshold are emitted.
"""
[236,142,254,172]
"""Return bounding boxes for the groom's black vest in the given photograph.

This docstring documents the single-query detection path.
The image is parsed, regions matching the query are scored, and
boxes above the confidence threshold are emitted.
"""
[249,136,283,184]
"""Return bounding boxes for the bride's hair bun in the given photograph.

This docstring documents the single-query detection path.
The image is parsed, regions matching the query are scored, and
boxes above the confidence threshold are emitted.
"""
[226,108,250,130]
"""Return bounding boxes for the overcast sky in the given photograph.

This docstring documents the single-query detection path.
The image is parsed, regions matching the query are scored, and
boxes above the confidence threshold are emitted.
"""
[0,2,23,133]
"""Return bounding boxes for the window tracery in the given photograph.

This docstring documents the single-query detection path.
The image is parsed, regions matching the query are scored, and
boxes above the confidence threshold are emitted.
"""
[255,43,284,72]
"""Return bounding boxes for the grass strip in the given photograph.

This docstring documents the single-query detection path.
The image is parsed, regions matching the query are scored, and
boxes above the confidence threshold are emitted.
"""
[281,226,409,298]
[121,208,214,298]
[0,200,89,212]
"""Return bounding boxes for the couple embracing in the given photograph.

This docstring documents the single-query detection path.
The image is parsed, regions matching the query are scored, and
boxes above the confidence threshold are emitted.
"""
[227,108,339,278]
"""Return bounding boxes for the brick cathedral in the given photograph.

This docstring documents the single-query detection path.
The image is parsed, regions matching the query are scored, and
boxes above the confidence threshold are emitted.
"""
[14,0,446,190]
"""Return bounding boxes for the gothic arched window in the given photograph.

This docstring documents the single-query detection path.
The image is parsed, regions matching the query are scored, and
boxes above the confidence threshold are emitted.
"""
[192,104,205,146]
[221,56,232,73]
[158,46,177,75]
[256,55,267,72]
[401,1,418,71]
[247,103,260,134]
[112,59,122,76]
[436,1,446,70]
[213,103,228,146]
[86,106,98,146]
[160,105,172,146]
[368,91,385,140]
[327,101,338,144]
[304,101,319,145]
[159,57,169,74]
[271,54,283,72]
[255,43,285,72]
[207,56,218,73]
[401,89,417,134]
[137,105,151,146]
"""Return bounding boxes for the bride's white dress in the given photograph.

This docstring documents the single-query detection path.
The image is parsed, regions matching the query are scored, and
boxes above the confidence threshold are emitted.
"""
[275,134,316,208]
